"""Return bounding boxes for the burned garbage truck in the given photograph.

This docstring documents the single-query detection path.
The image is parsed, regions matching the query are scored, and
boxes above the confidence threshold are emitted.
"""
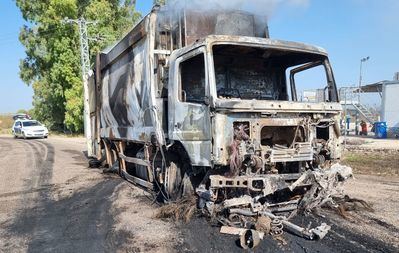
[89,5,348,217]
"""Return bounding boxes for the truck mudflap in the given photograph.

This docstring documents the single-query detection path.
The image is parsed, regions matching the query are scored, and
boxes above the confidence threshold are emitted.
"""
[196,164,353,245]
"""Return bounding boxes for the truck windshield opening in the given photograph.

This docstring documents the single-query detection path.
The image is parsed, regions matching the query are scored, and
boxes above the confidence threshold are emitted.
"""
[212,45,337,102]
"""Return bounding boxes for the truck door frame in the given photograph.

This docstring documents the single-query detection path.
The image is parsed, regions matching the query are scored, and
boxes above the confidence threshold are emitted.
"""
[168,46,212,166]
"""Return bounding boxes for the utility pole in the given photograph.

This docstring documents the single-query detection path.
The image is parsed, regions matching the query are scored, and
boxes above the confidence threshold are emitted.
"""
[63,18,96,157]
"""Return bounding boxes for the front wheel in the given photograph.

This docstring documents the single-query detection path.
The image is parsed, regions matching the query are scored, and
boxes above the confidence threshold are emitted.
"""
[165,162,182,201]
[165,162,194,201]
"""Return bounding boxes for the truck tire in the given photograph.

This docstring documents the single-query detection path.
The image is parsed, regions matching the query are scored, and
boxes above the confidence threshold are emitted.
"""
[165,162,194,201]
[88,158,102,168]
[166,162,182,201]
[181,172,194,197]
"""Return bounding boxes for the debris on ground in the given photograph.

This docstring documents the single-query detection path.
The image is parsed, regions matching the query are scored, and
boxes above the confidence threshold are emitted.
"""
[326,195,374,220]
[193,163,358,248]
[155,196,197,223]
[155,163,366,249]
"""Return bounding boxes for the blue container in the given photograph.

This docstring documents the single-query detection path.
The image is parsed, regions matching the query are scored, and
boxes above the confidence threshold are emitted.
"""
[374,122,387,139]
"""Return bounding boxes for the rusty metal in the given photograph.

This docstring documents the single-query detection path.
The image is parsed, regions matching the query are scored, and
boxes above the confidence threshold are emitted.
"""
[240,229,261,249]
[119,153,151,167]
[255,216,272,234]
[261,211,331,240]
[270,219,284,236]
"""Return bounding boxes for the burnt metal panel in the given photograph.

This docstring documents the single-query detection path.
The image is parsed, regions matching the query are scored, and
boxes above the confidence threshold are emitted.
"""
[100,18,148,71]
[183,10,261,46]
[184,10,217,46]
[100,36,154,141]
[215,12,255,37]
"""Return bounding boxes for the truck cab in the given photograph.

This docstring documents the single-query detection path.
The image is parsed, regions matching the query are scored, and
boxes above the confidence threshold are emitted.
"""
[167,35,341,198]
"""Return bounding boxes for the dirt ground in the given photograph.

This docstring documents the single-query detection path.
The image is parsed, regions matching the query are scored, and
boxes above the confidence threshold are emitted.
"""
[0,136,179,253]
[0,135,398,252]
[344,135,399,150]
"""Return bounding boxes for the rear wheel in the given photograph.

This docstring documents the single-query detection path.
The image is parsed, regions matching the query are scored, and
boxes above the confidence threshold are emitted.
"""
[89,158,102,168]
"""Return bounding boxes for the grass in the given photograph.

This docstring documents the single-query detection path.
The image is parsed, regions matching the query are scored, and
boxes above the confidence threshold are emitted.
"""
[344,153,377,163]
[0,114,13,135]
[342,151,399,177]
[48,132,84,138]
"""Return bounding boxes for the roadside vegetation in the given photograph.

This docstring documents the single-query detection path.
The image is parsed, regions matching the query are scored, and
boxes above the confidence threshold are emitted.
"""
[16,0,142,133]
[0,114,13,134]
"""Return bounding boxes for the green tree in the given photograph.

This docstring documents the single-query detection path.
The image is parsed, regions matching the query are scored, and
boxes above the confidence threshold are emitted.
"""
[153,0,166,6]
[16,109,34,118]
[16,109,28,114]
[16,0,141,132]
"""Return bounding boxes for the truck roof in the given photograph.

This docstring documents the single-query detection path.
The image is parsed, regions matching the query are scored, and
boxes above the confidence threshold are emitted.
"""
[98,8,329,72]
[176,35,328,57]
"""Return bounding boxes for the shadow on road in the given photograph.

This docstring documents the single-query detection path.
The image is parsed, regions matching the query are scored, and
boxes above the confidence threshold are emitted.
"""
[3,139,130,253]
[5,179,127,253]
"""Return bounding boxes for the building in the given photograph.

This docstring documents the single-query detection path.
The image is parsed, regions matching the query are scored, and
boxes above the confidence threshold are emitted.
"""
[359,80,399,138]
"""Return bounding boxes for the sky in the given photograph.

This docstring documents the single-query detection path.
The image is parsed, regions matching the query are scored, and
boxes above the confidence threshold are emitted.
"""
[0,0,398,113]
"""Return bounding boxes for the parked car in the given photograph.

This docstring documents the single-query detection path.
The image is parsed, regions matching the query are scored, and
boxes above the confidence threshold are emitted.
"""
[12,119,48,139]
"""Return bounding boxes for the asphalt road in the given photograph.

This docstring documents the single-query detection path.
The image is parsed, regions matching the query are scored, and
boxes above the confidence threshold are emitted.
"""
[0,135,397,253]
[0,136,128,252]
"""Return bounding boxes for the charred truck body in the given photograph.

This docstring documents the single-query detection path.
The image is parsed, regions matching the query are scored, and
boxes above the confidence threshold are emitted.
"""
[89,6,345,210]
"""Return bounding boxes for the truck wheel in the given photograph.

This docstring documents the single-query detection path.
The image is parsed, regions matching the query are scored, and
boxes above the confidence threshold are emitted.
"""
[166,162,182,201]
[181,173,194,197]
[166,162,193,201]
[88,158,102,168]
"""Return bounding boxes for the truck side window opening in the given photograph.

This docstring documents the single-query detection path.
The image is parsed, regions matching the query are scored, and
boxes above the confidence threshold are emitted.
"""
[288,64,330,103]
[180,53,206,103]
